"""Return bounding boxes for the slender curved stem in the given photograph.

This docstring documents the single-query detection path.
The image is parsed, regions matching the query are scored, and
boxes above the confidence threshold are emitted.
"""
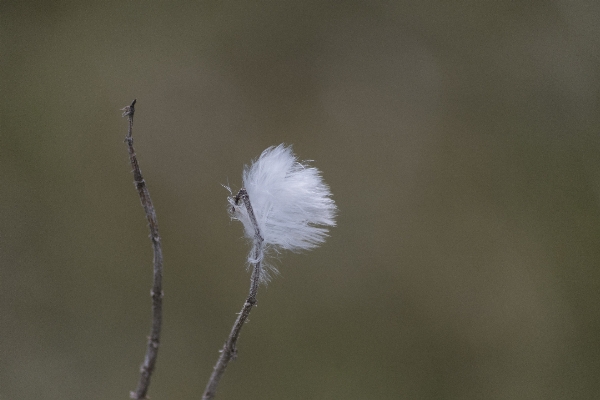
[202,189,263,400]
[122,99,164,400]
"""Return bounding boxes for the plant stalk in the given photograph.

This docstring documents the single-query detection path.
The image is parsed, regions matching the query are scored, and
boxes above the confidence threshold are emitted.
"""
[122,99,164,400]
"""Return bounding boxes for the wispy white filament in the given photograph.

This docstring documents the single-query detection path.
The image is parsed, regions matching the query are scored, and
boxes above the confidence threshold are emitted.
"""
[228,144,336,281]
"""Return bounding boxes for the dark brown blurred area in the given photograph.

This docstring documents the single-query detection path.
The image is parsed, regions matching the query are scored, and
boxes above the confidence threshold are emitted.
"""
[2,1,599,399]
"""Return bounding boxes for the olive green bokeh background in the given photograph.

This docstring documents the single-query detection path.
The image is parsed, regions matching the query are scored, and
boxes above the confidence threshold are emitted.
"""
[2,1,600,399]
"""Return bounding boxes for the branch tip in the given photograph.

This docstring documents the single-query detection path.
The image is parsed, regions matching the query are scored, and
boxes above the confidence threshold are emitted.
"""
[122,99,137,117]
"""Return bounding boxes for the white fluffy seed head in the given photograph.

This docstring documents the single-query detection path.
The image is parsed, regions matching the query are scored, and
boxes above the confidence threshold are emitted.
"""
[228,144,336,280]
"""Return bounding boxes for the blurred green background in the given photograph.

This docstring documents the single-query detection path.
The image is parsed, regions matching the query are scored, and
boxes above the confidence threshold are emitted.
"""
[2,1,600,399]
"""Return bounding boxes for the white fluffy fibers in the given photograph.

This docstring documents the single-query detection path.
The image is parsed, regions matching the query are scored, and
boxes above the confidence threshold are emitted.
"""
[229,144,336,278]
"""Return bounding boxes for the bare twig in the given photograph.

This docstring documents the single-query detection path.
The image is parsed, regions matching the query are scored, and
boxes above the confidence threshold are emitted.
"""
[202,189,264,400]
[122,99,164,399]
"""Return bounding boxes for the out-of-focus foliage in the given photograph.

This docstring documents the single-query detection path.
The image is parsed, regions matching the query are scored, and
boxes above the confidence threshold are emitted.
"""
[1,1,599,399]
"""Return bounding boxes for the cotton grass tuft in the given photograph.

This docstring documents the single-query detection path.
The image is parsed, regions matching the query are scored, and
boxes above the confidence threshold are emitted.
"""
[228,144,336,281]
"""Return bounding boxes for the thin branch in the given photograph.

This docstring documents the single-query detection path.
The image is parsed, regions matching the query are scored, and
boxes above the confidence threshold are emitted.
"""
[122,99,164,400]
[202,189,264,400]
